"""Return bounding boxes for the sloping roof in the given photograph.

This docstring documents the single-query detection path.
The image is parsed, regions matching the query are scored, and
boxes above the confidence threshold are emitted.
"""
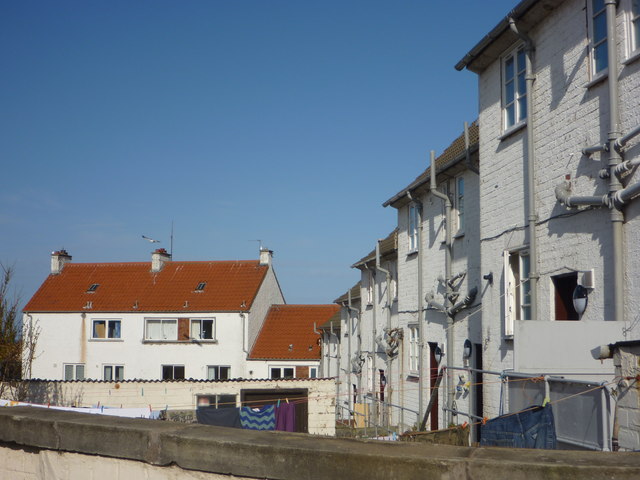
[24,261,269,313]
[351,229,398,269]
[319,309,341,332]
[333,282,361,304]
[455,0,564,73]
[248,304,340,360]
[383,121,479,208]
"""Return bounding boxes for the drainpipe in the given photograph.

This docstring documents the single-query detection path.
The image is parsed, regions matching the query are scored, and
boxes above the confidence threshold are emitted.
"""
[555,182,608,208]
[346,290,360,409]
[509,17,539,322]
[429,150,454,426]
[406,190,425,427]
[367,264,378,426]
[605,0,624,323]
[376,240,393,427]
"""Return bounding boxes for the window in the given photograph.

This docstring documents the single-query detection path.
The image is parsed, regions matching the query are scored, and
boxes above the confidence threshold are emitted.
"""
[191,319,215,340]
[590,0,608,75]
[195,281,206,292]
[309,367,317,378]
[196,394,236,409]
[64,364,85,380]
[103,365,124,381]
[162,365,185,380]
[270,367,295,379]
[408,203,419,252]
[86,283,99,292]
[504,250,531,336]
[502,45,527,129]
[92,319,121,339]
[207,365,230,380]
[408,325,419,373]
[627,0,640,55]
[145,319,177,340]
[366,270,374,305]
[455,176,465,234]
[552,273,580,321]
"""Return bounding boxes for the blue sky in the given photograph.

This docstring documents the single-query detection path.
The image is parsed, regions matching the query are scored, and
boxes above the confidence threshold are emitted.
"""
[2,1,516,306]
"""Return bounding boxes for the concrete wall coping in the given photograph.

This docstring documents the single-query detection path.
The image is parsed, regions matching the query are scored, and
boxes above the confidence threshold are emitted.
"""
[1,407,639,479]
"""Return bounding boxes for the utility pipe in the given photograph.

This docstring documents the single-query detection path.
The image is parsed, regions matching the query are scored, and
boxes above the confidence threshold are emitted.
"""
[406,190,425,427]
[554,182,608,208]
[614,180,640,207]
[367,264,378,426]
[605,0,624,323]
[615,123,640,150]
[614,158,640,177]
[376,240,393,427]
[509,17,539,322]
[582,143,608,156]
[429,150,454,426]
[345,289,359,413]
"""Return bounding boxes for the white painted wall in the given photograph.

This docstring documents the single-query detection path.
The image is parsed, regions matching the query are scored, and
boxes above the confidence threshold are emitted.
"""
[246,359,320,380]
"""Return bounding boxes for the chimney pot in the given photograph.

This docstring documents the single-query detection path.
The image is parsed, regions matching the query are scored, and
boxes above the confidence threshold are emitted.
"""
[151,248,171,272]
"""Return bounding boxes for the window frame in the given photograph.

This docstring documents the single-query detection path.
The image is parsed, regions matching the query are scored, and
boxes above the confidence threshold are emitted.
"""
[624,0,640,60]
[589,0,609,78]
[503,249,531,337]
[91,319,122,340]
[270,366,295,379]
[501,44,527,130]
[64,363,85,381]
[145,318,178,341]
[103,364,124,381]
[408,325,419,374]
[162,364,185,380]
[191,318,216,341]
[455,176,465,235]
[207,365,231,380]
[196,394,236,409]
[408,203,419,253]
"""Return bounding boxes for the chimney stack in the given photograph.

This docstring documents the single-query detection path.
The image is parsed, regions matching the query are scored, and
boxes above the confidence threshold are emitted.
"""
[51,250,72,275]
[151,248,171,272]
[259,247,273,266]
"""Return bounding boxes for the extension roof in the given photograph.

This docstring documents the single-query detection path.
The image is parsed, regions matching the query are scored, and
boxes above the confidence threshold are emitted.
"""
[249,304,340,360]
[383,121,479,209]
[351,229,398,269]
[24,261,269,313]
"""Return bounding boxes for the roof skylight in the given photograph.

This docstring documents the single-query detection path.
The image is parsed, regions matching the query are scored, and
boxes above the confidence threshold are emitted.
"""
[86,284,100,293]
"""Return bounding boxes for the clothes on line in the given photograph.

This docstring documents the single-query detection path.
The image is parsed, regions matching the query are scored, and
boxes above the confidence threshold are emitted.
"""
[480,404,556,449]
[197,403,296,432]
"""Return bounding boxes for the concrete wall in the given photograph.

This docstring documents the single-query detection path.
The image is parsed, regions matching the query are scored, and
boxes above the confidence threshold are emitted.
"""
[1,407,639,480]
[613,344,640,451]
[6,378,336,436]
[475,0,640,417]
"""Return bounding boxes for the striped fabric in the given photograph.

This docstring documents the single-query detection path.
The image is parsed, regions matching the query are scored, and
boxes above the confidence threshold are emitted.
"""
[240,405,275,430]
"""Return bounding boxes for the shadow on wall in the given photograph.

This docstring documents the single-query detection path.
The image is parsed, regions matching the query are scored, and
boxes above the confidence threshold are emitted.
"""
[8,381,85,408]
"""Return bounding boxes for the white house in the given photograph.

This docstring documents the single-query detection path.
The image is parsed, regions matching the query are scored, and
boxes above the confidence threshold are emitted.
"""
[454,0,640,448]
[247,303,340,380]
[383,122,481,434]
[23,247,284,381]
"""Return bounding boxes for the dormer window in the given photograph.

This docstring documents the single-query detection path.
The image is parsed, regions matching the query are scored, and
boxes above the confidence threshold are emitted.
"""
[195,282,206,292]
[86,284,99,293]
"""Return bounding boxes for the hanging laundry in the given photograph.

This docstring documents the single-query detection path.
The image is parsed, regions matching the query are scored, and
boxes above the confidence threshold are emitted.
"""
[196,407,241,428]
[480,404,556,449]
[275,402,296,432]
[240,405,275,430]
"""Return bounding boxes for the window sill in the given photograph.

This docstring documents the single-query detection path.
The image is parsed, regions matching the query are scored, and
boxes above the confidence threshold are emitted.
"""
[584,71,608,89]
[143,339,218,344]
[453,230,465,239]
[503,334,514,341]
[406,372,420,380]
[622,49,640,66]
[499,121,527,141]
[89,338,123,342]
[406,249,418,257]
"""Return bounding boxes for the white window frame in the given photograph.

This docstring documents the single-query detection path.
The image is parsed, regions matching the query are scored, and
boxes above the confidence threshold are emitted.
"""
[589,0,609,77]
[103,364,124,381]
[502,44,527,130]
[196,394,236,409]
[91,319,121,340]
[408,203,419,253]
[624,0,640,59]
[270,366,295,379]
[455,176,465,235]
[408,325,419,374]
[64,363,85,380]
[145,318,177,341]
[309,366,318,378]
[162,364,185,380]
[207,365,230,380]
[191,318,216,341]
[503,249,531,337]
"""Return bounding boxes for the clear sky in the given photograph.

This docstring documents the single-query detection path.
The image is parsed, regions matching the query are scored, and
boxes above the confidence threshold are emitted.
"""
[2,0,517,307]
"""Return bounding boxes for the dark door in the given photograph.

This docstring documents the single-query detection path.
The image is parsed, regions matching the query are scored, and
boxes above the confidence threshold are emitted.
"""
[428,343,439,431]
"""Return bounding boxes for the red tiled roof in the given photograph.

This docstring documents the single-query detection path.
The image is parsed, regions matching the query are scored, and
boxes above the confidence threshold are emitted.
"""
[249,304,340,360]
[24,261,268,313]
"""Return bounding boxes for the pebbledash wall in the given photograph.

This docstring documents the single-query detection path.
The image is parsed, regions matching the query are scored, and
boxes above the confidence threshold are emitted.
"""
[6,378,336,436]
